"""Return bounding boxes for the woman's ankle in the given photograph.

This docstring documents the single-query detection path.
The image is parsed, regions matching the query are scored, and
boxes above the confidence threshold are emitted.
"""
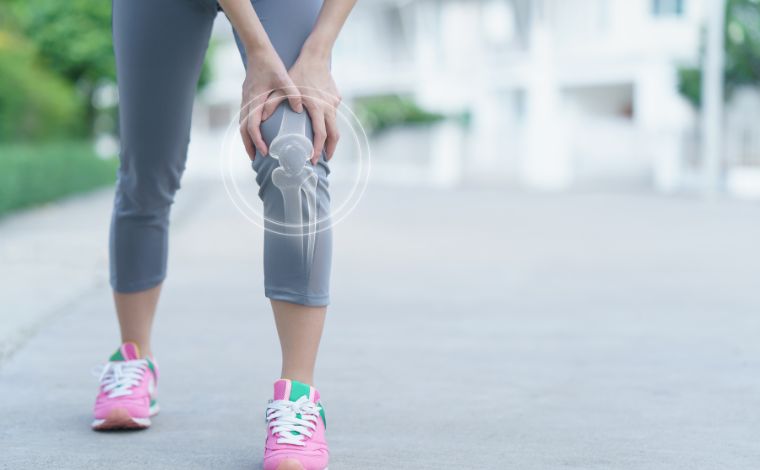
[280,373,314,386]
[119,339,152,358]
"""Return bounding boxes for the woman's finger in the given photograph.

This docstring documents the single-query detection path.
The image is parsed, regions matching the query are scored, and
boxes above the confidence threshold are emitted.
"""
[283,82,303,113]
[305,101,326,165]
[240,123,256,160]
[247,97,268,156]
[324,110,340,161]
[262,90,285,122]
[239,101,256,160]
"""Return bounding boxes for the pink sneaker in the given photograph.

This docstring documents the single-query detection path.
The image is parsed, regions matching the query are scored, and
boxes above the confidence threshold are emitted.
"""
[263,379,329,470]
[91,342,159,431]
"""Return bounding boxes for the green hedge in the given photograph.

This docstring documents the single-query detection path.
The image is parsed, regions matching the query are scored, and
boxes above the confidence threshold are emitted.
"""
[0,141,118,216]
[353,95,446,134]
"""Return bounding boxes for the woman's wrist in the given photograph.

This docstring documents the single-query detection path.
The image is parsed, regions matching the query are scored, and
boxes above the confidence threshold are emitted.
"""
[299,35,333,63]
[243,36,276,60]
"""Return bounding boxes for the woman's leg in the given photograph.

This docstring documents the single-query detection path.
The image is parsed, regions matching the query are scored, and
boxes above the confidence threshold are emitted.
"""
[271,300,326,385]
[232,0,331,385]
[114,285,161,357]
[93,0,218,430]
[230,3,333,467]
[110,0,218,356]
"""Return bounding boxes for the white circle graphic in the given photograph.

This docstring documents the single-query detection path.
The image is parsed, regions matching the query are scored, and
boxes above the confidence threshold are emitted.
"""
[219,92,371,236]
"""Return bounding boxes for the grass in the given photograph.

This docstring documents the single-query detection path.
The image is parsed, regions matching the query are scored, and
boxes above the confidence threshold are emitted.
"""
[0,140,118,217]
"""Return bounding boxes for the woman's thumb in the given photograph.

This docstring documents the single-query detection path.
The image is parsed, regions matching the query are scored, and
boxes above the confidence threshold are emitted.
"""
[284,83,303,113]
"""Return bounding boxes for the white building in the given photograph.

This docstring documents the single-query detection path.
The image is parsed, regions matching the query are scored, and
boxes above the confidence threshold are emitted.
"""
[193,0,758,195]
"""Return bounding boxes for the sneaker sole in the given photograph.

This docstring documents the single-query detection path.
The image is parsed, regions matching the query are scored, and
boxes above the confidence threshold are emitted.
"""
[91,404,159,431]
[272,459,327,470]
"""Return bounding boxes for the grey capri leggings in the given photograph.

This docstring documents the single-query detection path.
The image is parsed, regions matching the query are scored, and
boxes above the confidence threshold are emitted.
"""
[110,0,332,306]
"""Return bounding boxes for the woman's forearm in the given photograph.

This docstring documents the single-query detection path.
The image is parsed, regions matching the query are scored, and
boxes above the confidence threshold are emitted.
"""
[301,0,357,60]
[217,0,273,55]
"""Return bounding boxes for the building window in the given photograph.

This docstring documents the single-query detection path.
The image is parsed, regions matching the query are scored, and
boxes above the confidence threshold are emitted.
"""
[652,0,685,16]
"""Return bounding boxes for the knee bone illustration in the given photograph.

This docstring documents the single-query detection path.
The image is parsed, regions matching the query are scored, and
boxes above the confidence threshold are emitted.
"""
[269,109,318,269]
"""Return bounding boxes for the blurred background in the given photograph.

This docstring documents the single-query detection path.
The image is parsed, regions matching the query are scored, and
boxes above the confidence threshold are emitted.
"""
[2,1,760,468]
[3,0,760,205]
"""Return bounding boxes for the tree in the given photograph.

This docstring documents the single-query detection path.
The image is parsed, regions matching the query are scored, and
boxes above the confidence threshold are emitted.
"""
[0,30,84,141]
[678,0,760,108]
[4,0,213,137]
[3,0,113,135]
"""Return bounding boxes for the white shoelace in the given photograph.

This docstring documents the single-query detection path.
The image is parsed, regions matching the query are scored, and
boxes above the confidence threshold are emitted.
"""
[266,395,321,446]
[92,360,149,398]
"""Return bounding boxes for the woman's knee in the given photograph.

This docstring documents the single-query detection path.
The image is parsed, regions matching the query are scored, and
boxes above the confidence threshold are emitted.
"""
[115,147,187,214]
[254,104,333,305]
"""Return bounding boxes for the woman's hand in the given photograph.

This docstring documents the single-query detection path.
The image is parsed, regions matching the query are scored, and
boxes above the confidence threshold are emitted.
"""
[240,48,303,160]
[220,0,354,162]
[263,53,341,165]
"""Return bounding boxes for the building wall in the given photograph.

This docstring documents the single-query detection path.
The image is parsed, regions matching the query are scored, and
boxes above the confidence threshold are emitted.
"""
[193,0,752,193]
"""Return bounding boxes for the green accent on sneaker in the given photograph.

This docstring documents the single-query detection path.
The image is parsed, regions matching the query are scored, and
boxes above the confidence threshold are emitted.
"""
[150,398,157,407]
[288,380,311,401]
[288,380,313,436]
[318,402,326,429]
[291,413,303,436]
[109,348,125,361]
[146,357,157,378]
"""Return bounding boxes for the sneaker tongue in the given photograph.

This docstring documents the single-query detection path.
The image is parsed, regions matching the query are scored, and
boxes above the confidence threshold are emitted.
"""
[109,342,141,361]
[273,378,319,403]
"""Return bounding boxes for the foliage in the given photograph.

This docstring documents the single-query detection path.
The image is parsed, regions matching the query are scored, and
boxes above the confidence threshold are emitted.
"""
[5,0,115,88]
[353,95,446,134]
[0,0,113,137]
[2,0,213,136]
[0,31,84,141]
[0,141,118,216]
[678,0,760,107]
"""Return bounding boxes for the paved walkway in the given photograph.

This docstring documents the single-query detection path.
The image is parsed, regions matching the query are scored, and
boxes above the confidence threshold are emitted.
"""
[1,181,760,469]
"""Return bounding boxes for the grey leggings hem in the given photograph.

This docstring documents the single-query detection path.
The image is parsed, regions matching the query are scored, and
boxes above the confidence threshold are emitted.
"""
[266,289,329,308]
[111,275,166,294]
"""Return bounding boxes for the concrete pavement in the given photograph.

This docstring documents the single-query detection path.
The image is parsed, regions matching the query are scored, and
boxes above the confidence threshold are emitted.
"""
[1,180,760,469]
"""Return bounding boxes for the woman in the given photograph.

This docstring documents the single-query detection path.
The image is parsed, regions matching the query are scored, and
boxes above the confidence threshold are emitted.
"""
[92,1,354,469]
